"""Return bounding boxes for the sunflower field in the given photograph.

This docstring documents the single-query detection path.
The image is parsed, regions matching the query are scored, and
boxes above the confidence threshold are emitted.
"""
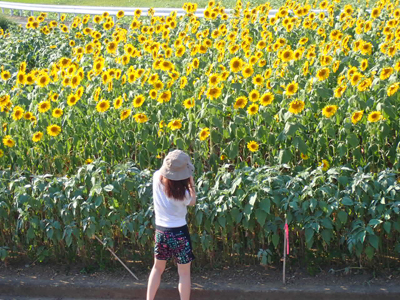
[0,0,400,268]
[0,0,399,174]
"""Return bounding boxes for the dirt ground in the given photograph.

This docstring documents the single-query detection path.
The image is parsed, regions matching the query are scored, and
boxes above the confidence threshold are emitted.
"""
[1,258,399,290]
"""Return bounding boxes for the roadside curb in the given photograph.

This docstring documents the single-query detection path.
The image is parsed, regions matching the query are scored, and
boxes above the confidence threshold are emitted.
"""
[1,277,400,300]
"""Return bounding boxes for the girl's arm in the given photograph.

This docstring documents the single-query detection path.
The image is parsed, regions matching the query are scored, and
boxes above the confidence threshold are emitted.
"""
[187,176,196,206]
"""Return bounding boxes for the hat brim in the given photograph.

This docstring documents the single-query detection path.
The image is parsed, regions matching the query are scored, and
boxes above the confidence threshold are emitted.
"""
[159,162,194,181]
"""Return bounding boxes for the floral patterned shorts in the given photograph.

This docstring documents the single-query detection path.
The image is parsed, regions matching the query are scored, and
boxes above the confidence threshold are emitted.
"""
[154,224,195,264]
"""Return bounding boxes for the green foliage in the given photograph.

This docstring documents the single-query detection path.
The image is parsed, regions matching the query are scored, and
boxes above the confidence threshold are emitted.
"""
[0,161,399,268]
[0,14,16,30]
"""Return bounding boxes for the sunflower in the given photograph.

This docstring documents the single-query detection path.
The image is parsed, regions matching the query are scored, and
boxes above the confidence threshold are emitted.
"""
[160,60,173,71]
[32,131,43,142]
[234,96,248,109]
[319,159,330,171]
[350,72,363,86]
[192,58,200,69]
[113,97,123,109]
[93,61,104,74]
[133,95,145,108]
[0,95,10,108]
[67,94,79,106]
[120,109,131,120]
[12,106,24,121]
[70,75,80,89]
[19,62,27,72]
[175,46,186,57]
[395,61,400,72]
[103,22,113,31]
[260,92,274,106]
[37,73,51,87]
[47,125,61,137]
[299,37,308,45]
[153,80,164,90]
[96,100,110,113]
[242,65,254,78]
[107,41,118,54]
[0,149,3,157]
[322,105,338,118]
[316,68,330,81]
[252,75,264,86]
[288,99,305,114]
[134,9,142,17]
[199,127,210,141]
[62,77,71,87]
[38,101,51,113]
[206,87,222,100]
[248,90,260,102]
[367,111,382,122]
[300,153,309,160]
[183,98,195,109]
[387,82,399,96]
[208,73,221,86]
[332,61,340,73]
[167,119,182,130]
[149,89,157,100]
[357,78,372,92]
[51,93,59,102]
[180,76,188,89]
[157,91,172,103]
[334,85,347,98]
[247,104,259,115]
[16,72,26,85]
[360,59,368,71]
[380,67,393,80]
[1,71,11,81]
[133,113,148,123]
[281,49,294,62]
[2,135,15,147]
[247,141,259,152]
[52,108,63,118]
[371,8,380,18]
[230,57,244,73]
[286,81,299,96]
[117,10,124,18]
[66,65,76,76]
[351,110,364,124]
[102,72,111,85]
[23,112,33,120]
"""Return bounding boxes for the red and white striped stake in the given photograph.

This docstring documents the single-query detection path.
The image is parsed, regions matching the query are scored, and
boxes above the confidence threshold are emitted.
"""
[283,218,289,284]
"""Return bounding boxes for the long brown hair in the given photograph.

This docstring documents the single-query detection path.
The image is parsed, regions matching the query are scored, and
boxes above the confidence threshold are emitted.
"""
[160,175,189,201]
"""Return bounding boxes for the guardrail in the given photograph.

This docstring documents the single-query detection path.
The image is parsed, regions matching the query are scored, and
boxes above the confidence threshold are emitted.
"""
[0,1,363,21]
[0,1,236,19]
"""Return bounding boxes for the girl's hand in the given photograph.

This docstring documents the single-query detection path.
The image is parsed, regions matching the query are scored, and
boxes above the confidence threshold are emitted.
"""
[189,176,195,188]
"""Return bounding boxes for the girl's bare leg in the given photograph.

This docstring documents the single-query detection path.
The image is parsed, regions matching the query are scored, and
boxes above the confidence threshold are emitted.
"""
[177,262,191,300]
[146,258,166,300]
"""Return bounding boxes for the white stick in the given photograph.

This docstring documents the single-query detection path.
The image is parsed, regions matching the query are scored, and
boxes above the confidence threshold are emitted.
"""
[95,235,139,280]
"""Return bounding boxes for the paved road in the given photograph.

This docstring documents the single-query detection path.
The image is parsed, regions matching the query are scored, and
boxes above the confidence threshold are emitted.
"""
[0,298,133,300]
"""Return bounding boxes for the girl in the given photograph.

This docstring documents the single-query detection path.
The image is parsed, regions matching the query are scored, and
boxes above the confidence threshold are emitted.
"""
[146,149,196,300]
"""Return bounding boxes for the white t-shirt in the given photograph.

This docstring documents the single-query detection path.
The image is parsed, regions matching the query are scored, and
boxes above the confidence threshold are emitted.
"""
[153,170,192,228]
